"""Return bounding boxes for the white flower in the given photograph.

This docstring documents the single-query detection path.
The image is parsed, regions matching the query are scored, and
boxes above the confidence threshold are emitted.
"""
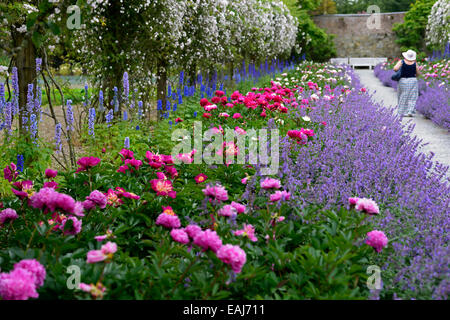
[310,94,319,101]
[302,116,311,122]
[16,25,27,33]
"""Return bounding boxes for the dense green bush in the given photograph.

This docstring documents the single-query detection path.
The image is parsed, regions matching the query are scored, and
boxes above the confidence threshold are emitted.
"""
[292,0,337,62]
[393,0,437,56]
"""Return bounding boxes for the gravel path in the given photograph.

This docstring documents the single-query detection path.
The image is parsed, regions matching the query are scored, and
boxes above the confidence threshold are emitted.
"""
[356,69,450,175]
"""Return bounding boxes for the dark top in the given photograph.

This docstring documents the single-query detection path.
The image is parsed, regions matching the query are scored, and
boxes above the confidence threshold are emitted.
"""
[400,60,416,78]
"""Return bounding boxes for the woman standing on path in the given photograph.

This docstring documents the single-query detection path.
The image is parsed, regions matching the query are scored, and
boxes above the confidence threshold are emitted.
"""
[393,49,420,117]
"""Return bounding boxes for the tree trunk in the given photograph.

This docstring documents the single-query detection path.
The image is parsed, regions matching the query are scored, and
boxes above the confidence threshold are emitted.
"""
[12,31,37,136]
[156,59,167,119]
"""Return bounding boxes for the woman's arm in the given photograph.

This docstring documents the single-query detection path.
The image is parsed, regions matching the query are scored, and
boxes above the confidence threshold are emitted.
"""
[393,60,402,71]
[416,63,420,76]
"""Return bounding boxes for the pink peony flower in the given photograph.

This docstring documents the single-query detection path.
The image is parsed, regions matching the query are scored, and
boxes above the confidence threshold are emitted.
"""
[218,205,237,217]
[365,230,388,253]
[348,197,360,206]
[95,230,115,242]
[3,163,18,182]
[200,98,210,107]
[216,244,246,273]
[45,169,58,179]
[87,242,117,263]
[79,282,106,299]
[156,213,181,229]
[43,181,59,189]
[232,113,242,119]
[11,180,34,199]
[151,179,176,198]
[195,173,208,184]
[234,127,246,135]
[0,268,39,300]
[164,165,178,178]
[185,224,202,239]
[104,189,123,207]
[230,201,246,214]
[202,184,228,202]
[13,259,46,288]
[241,177,248,184]
[355,198,380,215]
[59,216,82,236]
[0,208,18,225]
[115,187,140,200]
[270,190,291,202]
[125,158,142,171]
[234,224,257,242]
[86,190,107,209]
[193,229,223,252]
[260,178,281,189]
[119,149,134,161]
[75,157,101,173]
[170,228,190,244]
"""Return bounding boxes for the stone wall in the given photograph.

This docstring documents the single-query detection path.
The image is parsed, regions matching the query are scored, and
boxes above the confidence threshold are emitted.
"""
[313,13,406,58]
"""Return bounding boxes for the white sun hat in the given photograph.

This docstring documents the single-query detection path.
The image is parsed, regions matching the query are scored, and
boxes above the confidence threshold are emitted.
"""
[402,49,417,61]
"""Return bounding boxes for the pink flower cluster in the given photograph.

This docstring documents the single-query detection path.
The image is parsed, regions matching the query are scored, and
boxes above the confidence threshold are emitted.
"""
[11,180,34,199]
[168,222,247,273]
[59,216,82,236]
[75,156,101,173]
[30,187,84,217]
[0,208,18,225]
[270,190,291,202]
[260,178,281,189]
[3,163,18,182]
[104,187,140,207]
[287,128,315,144]
[83,190,108,211]
[198,83,295,121]
[348,197,380,215]
[0,259,46,300]
[79,282,106,299]
[365,230,388,253]
[234,224,257,242]
[87,241,118,263]
[151,173,176,198]
[203,184,229,202]
[216,244,247,273]
[117,149,143,173]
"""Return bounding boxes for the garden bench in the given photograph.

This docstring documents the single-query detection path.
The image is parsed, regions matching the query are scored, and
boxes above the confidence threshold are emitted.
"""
[349,57,387,69]
[330,58,349,65]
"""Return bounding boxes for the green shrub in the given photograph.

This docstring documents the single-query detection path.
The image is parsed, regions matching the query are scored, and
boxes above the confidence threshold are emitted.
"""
[393,0,437,55]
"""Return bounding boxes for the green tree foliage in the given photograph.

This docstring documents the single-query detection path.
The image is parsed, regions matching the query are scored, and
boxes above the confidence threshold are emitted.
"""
[310,0,338,15]
[293,0,337,61]
[393,0,438,54]
[335,0,416,14]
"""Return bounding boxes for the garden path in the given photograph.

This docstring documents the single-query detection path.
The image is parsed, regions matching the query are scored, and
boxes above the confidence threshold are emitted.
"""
[355,69,450,176]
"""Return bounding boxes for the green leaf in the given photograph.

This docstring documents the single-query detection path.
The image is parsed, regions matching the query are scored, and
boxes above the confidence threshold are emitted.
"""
[32,31,44,48]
